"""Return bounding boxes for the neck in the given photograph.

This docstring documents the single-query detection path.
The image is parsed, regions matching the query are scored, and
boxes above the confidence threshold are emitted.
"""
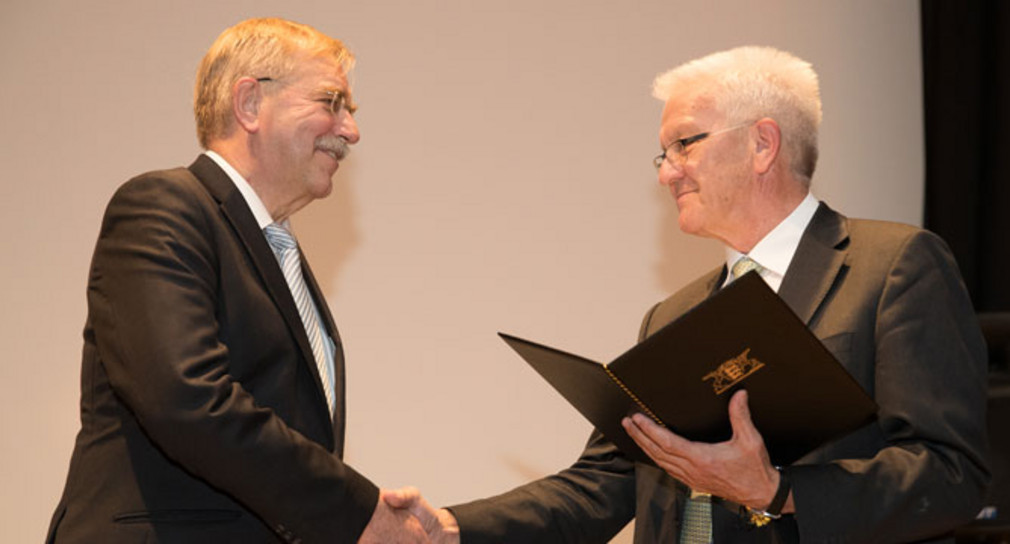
[721,179,808,254]
[208,139,305,223]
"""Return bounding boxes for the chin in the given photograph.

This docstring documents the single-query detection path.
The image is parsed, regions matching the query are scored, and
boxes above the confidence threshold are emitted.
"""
[313,182,334,199]
[677,212,708,236]
[305,175,334,200]
[677,219,698,235]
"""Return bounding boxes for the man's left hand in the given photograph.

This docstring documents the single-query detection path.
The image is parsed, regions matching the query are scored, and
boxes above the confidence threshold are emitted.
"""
[622,389,786,511]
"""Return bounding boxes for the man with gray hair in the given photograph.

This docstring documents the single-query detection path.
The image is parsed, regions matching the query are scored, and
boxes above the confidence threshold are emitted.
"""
[47,18,428,544]
[398,46,990,543]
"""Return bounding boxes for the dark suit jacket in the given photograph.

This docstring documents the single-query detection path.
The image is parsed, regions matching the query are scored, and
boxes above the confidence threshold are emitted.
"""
[47,156,378,544]
[450,203,990,543]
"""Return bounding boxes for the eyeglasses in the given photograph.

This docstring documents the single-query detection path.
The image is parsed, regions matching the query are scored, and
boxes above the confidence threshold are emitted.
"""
[653,122,752,171]
[256,77,358,116]
[321,89,358,116]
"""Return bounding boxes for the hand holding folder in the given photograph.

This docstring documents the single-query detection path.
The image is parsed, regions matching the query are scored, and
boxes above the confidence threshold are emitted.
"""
[621,389,786,514]
[499,271,878,467]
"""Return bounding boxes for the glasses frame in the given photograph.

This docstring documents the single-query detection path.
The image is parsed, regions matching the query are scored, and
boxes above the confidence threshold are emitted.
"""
[653,122,752,171]
[255,77,358,116]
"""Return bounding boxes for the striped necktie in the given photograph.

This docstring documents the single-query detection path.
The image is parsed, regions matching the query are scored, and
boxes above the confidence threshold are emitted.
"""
[263,223,335,415]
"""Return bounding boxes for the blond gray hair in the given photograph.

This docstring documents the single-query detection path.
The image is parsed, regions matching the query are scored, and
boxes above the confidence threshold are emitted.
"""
[194,17,354,148]
[653,46,822,185]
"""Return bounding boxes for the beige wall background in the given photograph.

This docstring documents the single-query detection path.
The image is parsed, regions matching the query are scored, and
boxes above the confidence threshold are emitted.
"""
[0,1,922,541]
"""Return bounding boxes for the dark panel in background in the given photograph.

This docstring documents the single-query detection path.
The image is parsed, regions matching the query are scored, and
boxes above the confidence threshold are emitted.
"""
[922,0,1010,312]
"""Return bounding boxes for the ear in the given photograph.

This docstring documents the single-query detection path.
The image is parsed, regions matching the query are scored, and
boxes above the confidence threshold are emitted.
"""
[752,118,781,176]
[232,77,264,134]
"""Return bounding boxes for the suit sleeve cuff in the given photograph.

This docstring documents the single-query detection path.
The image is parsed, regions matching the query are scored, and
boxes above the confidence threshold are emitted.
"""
[339,464,381,542]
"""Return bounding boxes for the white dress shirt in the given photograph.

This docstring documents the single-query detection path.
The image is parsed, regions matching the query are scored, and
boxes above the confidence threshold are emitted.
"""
[722,193,820,294]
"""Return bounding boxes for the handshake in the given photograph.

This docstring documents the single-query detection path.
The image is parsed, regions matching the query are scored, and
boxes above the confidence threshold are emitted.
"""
[358,487,460,544]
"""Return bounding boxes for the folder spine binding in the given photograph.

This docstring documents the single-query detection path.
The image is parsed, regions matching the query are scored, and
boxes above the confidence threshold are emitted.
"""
[603,367,665,427]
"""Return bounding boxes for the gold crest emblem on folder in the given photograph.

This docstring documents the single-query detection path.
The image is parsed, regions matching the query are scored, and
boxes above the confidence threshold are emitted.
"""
[702,348,765,395]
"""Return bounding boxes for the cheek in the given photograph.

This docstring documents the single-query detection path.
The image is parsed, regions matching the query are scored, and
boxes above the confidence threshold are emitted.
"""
[290,114,331,147]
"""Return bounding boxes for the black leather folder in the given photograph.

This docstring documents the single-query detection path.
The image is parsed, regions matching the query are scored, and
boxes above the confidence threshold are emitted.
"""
[500,271,878,466]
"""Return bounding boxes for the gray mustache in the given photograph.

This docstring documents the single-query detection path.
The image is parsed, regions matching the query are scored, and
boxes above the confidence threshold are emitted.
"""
[316,136,350,160]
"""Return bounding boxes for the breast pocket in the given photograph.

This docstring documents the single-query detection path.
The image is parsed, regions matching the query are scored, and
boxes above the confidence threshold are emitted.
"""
[112,509,251,543]
[113,508,243,525]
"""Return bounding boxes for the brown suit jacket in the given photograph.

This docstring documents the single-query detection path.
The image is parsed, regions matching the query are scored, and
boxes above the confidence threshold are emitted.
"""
[451,203,990,543]
[47,156,378,543]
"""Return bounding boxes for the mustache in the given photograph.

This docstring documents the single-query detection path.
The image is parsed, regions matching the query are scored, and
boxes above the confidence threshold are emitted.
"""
[315,136,350,160]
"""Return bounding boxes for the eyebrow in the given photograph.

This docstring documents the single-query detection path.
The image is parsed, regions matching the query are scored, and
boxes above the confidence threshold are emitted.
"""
[661,123,700,148]
[319,88,358,113]
[318,87,348,99]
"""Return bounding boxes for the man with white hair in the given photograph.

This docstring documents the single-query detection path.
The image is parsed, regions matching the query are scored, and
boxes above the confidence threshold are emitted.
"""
[397,46,990,543]
[47,18,428,544]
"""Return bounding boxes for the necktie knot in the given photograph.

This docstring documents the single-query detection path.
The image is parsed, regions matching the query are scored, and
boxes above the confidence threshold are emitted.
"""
[264,223,298,252]
[731,256,764,281]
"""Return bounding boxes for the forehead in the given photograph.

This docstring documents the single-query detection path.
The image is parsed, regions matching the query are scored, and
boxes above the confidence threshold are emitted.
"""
[659,88,721,141]
[288,55,350,90]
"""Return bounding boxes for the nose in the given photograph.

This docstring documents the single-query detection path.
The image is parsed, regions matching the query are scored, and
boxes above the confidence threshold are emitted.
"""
[657,159,683,186]
[336,110,360,144]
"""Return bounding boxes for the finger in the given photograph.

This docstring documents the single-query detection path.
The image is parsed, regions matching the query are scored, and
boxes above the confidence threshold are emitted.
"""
[408,497,442,534]
[381,486,420,509]
[623,416,692,482]
[623,416,682,459]
[622,417,663,463]
[387,488,441,535]
[623,415,676,459]
[727,390,759,441]
[403,513,432,544]
[622,416,655,450]
[629,413,695,453]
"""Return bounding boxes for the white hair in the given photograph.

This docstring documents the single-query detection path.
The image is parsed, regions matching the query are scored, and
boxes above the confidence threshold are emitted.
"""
[653,46,822,185]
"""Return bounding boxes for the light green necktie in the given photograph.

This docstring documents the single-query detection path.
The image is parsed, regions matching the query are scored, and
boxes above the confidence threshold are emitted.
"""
[681,256,764,543]
[731,255,764,282]
[680,492,713,543]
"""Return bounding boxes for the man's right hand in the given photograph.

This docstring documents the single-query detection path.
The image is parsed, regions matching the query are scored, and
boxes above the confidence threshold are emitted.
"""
[382,487,460,544]
[358,491,431,544]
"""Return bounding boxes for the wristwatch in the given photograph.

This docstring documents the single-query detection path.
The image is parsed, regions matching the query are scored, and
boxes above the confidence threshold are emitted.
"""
[746,466,790,527]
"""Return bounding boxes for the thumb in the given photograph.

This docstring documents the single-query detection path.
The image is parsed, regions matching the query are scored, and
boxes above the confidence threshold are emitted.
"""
[383,487,442,534]
[728,389,757,440]
[381,486,419,509]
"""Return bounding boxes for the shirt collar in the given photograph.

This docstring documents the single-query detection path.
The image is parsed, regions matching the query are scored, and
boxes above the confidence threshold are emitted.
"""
[724,193,819,291]
[203,150,276,229]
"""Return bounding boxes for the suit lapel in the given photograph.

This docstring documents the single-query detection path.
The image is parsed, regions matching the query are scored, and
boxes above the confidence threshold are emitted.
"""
[188,155,336,432]
[709,267,728,298]
[777,202,850,325]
